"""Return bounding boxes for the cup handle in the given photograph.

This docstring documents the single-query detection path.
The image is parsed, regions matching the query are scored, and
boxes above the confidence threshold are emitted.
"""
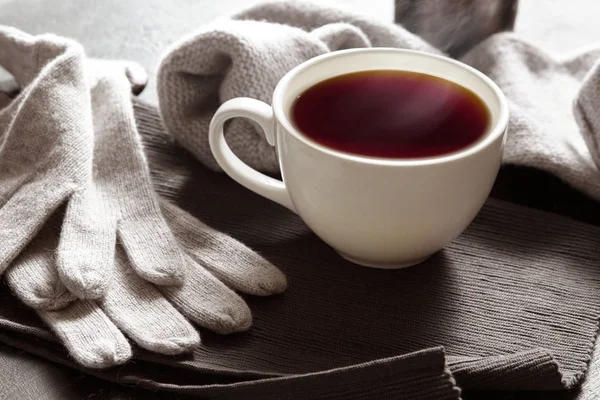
[209,98,297,213]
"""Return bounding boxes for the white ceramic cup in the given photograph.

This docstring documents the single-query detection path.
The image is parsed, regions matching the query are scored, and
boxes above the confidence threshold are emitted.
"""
[209,48,509,269]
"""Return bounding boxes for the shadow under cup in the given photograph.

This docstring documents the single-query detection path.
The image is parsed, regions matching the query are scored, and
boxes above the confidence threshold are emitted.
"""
[211,48,509,269]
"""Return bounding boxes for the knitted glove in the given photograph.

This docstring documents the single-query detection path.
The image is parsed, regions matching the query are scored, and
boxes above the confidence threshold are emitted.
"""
[6,197,286,368]
[0,27,93,273]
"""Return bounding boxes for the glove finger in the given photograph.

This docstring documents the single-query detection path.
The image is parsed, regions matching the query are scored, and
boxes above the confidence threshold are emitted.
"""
[90,74,184,287]
[57,188,117,300]
[4,211,129,369]
[118,209,185,287]
[161,199,287,296]
[160,252,253,335]
[39,301,132,369]
[0,176,76,274]
[99,245,199,355]
[6,211,76,310]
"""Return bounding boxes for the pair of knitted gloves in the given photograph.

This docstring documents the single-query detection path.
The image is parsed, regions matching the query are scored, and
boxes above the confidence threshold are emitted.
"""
[0,27,286,369]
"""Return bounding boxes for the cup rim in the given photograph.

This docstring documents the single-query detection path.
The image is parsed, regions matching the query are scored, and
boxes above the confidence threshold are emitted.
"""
[272,47,509,167]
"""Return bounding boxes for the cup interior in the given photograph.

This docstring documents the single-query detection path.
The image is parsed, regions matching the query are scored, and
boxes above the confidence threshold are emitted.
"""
[273,48,508,164]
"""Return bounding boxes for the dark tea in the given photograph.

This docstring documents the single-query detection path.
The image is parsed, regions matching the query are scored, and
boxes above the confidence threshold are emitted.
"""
[291,70,490,159]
